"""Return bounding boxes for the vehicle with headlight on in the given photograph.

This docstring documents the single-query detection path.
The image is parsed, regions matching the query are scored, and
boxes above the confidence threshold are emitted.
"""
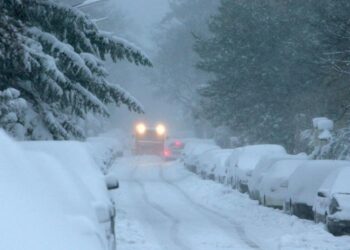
[134,123,167,156]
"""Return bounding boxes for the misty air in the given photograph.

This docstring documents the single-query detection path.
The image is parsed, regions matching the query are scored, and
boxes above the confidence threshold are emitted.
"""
[1,1,350,249]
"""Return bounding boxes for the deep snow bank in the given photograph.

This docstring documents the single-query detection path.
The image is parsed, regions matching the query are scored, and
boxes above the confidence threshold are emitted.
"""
[0,130,119,250]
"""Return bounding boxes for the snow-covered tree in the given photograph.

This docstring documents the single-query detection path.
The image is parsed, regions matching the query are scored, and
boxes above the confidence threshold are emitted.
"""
[193,0,344,151]
[0,88,27,139]
[0,0,151,140]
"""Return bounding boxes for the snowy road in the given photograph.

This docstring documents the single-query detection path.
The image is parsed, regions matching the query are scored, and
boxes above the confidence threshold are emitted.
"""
[110,156,350,250]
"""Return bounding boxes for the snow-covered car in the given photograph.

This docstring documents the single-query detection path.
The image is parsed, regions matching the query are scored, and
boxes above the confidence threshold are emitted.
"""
[213,149,235,184]
[1,132,112,250]
[197,148,223,180]
[21,141,117,250]
[183,142,219,173]
[249,153,307,200]
[258,159,306,209]
[313,167,350,235]
[285,160,350,220]
[226,144,287,193]
[197,149,234,181]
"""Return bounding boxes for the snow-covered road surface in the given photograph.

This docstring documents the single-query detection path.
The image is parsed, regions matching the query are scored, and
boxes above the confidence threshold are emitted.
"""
[110,156,350,250]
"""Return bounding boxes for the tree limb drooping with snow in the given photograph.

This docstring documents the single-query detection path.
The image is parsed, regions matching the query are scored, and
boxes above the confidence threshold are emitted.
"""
[0,0,151,140]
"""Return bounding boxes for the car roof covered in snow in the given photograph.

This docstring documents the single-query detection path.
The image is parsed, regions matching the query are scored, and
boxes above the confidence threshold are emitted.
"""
[250,154,307,189]
[198,149,234,172]
[189,143,220,156]
[0,132,104,250]
[183,140,216,155]
[288,160,350,205]
[227,144,287,171]
[267,159,307,179]
[20,141,111,206]
[318,167,350,195]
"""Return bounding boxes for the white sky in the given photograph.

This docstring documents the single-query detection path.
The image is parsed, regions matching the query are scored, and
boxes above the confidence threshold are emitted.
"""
[115,0,169,50]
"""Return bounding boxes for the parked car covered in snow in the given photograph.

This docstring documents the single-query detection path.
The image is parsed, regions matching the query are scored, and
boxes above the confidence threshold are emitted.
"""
[249,153,307,200]
[197,148,223,179]
[213,149,235,184]
[258,159,306,209]
[285,160,350,220]
[183,141,219,173]
[21,141,117,250]
[313,167,350,235]
[226,144,287,193]
[197,149,234,182]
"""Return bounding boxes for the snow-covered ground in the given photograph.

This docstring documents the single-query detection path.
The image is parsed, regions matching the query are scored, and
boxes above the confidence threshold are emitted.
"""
[111,156,350,250]
[2,129,350,250]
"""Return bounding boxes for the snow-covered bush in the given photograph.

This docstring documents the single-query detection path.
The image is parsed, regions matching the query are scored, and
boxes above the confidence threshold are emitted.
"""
[0,0,151,140]
[297,117,350,160]
[0,88,27,139]
[318,127,350,160]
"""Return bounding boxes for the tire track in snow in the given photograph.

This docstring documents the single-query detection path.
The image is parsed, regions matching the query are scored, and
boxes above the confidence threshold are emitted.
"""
[133,164,191,250]
[159,166,261,250]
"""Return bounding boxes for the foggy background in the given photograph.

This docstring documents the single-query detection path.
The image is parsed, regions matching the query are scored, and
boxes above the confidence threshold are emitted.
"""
[74,0,193,136]
[58,0,189,136]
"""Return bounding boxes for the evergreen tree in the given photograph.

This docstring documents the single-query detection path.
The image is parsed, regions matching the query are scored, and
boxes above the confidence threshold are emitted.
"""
[0,0,151,140]
[194,0,328,150]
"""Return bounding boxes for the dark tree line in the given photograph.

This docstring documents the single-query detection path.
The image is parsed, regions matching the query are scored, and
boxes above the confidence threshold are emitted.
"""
[193,0,350,152]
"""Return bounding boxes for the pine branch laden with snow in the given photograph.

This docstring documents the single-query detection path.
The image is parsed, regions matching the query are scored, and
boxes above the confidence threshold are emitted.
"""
[0,88,27,139]
[0,0,151,140]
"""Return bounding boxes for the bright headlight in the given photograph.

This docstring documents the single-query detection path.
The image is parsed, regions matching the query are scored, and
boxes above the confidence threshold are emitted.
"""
[156,124,166,136]
[136,123,146,135]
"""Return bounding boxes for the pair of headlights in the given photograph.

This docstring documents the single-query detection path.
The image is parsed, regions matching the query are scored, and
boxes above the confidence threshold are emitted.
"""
[135,123,166,136]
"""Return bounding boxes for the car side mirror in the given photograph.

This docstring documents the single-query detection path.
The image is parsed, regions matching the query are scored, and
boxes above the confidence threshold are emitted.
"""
[317,191,327,198]
[105,175,119,190]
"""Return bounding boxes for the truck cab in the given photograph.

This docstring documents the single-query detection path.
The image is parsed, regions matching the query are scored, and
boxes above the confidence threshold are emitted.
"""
[134,123,166,156]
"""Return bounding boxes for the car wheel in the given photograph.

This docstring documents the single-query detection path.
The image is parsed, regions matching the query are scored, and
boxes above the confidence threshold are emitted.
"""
[325,214,341,236]
[313,211,318,223]
[289,200,294,215]
[314,212,317,223]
